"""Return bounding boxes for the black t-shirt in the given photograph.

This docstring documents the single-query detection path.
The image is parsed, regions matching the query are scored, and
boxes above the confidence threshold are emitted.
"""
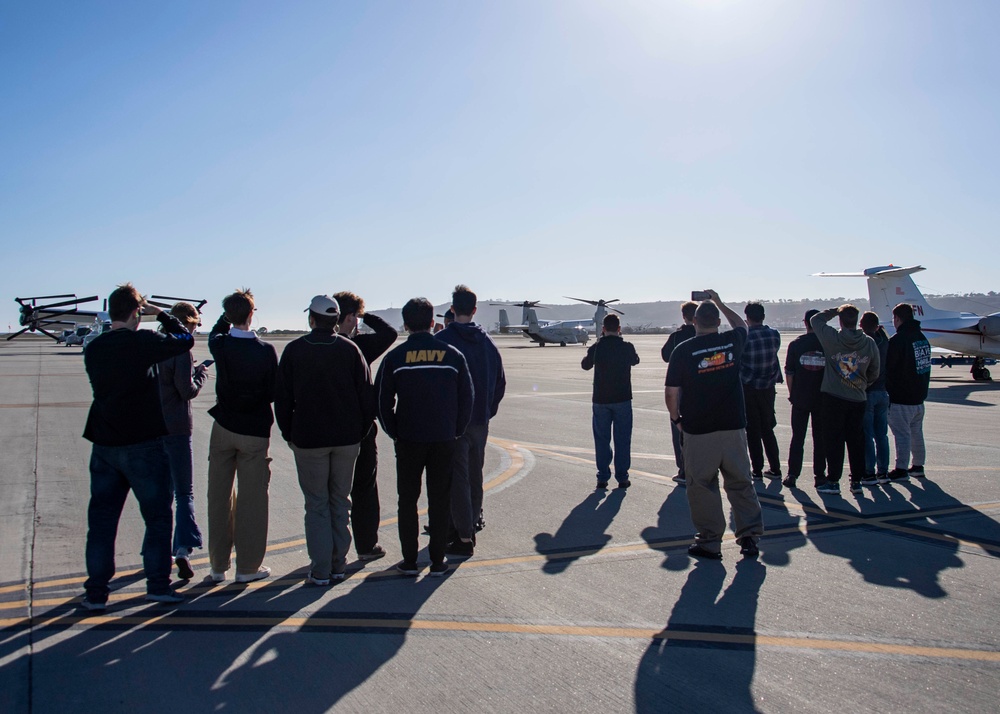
[665,327,747,435]
[783,332,825,410]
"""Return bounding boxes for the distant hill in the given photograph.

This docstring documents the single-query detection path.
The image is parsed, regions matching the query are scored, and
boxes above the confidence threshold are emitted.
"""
[369,294,1000,334]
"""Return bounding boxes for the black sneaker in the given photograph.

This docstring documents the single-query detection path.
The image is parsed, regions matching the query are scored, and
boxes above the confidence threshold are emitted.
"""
[617,479,631,489]
[687,544,722,560]
[474,513,486,532]
[445,539,474,557]
[782,476,797,488]
[396,561,419,576]
[908,465,926,478]
[428,560,449,577]
[762,469,782,480]
[80,598,107,612]
[849,479,863,494]
[596,480,609,489]
[876,472,890,484]
[358,544,387,561]
[816,480,840,494]
[860,474,878,486]
[175,556,194,580]
[888,468,909,482]
[738,536,759,559]
[751,472,763,480]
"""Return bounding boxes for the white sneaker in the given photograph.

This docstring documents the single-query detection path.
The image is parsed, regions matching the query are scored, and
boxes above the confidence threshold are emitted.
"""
[210,570,228,583]
[235,566,271,583]
[80,598,107,612]
[331,572,346,581]
[306,573,330,586]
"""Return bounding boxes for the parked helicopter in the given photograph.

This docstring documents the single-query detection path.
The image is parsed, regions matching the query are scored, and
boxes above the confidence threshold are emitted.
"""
[8,294,101,341]
[817,265,999,381]
[498,308,590,346]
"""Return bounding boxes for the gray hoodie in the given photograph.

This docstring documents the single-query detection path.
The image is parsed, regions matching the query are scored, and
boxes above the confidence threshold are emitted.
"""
[809,310,880,403]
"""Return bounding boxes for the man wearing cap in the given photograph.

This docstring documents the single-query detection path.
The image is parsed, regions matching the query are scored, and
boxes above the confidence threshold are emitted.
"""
[782,309,827,488]
[206,288,278,583]
[333,291,398,562]
[275,296,374,584]
[376,298,474,576]
[664,290,763,560]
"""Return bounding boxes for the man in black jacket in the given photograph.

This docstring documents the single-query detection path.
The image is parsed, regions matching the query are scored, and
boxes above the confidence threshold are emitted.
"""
[660,301,696,485]
[206,288,278,584]
[275,295,374,584]
[334,291,398,561]
[886,303,932,480]
[375,298,473,577]
[81,283,193,610]
[782,309,826,489]
[582,313,640,489]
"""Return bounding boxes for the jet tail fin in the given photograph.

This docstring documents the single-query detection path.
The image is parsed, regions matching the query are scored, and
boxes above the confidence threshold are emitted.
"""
[816,264,951,325]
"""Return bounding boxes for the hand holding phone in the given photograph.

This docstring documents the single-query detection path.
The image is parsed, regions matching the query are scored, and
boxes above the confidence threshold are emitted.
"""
[691,290,711,301]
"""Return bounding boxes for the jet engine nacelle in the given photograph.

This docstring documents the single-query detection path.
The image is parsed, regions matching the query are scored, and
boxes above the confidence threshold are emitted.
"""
[978,314,1000,338]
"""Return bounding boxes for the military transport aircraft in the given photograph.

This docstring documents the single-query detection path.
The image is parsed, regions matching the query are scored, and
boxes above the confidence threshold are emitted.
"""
[498,308,590,347]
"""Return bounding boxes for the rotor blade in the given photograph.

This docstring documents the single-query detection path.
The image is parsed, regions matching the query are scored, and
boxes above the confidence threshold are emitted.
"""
[604,299,620,305]
[609,307,625,315]
[15,294,76,304]
[37,295,99,310]
[565,296,599,306]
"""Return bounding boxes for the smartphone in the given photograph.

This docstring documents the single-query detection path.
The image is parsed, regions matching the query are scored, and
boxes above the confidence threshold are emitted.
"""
[691,290,711,301]
[199,359,215,368]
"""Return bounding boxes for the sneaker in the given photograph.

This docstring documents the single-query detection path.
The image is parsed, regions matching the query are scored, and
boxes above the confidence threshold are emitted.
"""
[358,544,387,561]
[175,556,194,580]
[306,573,330,586]
[876,472,890,484]
[80,598,107,612]
[751,472,763,480]
[738,536,759,559]
[596,480,609,489]
[474,513,486,532]
[762,469,782,480]
[331,572,346,582]
[235,566,271,583]
[860,474,878,486]
[781,476,797,488]
[687,544,723,560]
[816,480,840,494]
[617,479,631,489]
[909,465,926,478]
[210,570,228,583]
[849,479,863,494]
[145,591,185,604]
[671,473,686,484]
[396,561,419,576]
[888,468,909,482]
[445,539,474,557]
[428,560,449,577]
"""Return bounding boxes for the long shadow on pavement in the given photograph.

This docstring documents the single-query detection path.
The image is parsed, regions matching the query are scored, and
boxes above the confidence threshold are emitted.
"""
[533,488,626,574]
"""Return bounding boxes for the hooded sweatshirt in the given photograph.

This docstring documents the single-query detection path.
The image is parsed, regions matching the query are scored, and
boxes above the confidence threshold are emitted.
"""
[810,310,880,403]
[886,318,931,405]
[436,321,506,426]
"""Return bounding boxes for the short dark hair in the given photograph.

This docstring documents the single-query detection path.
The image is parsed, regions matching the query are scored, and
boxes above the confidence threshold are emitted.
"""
[603,313,620,332]
[744,302,765,322]
[892,302,914,322]
[694,301,720,329]
[402,298,434,332]
[333,291,364,323]
[451,285,477,316]
[838,303,860,329]
[804,309,820,323]
[859,311,880,334]
[310,310,339,330]
[680,301,698,321]
[108,283,143,322]
[222,288,254,325]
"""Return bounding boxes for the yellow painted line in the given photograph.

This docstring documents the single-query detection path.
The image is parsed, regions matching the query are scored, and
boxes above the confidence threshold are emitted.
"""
[3,613,998,662]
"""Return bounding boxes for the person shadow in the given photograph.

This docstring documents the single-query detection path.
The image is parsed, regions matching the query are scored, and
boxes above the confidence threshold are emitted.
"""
[894,477,1000,557]
[640,483,695,571]
[634,558,767,713]
[534,489,626,574]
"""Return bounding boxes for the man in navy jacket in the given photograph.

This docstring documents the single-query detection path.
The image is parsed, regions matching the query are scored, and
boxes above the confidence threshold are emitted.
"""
[376,298,473,576]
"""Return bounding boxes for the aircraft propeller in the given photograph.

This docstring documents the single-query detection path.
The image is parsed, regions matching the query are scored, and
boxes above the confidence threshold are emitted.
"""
[565,296,625,316]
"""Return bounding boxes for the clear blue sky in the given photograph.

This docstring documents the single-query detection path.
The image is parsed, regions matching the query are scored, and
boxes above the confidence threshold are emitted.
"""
[3,1,998,330]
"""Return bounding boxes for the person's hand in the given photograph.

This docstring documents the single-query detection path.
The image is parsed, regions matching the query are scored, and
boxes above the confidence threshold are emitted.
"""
[706,289,721,304]
[141,302,163,316]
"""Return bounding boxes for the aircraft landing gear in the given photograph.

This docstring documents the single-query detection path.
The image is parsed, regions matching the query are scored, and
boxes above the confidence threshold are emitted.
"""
[972,357,992,381]
[559,341,567,347]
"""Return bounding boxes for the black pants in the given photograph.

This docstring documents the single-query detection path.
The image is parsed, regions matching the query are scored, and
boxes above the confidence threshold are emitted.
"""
[821,393,866,483]
[395,439,454,566]
[743,385,780,474]
[350,427,381,555]
[787,403,825,480]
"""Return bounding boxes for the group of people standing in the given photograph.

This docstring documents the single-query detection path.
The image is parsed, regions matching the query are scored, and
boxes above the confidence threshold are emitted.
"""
[582,291,933,561]
[80,283,503,609]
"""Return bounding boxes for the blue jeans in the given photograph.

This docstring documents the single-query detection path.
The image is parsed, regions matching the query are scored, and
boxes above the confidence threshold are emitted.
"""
[163,433,203,556]
[84,439,174,602]
[862,390,890,474]
[592,400,633,483]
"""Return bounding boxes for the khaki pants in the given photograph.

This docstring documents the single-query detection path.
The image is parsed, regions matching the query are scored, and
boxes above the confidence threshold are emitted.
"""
[683,428,764,553]
[292,443,360,579]
[207,423,271,575]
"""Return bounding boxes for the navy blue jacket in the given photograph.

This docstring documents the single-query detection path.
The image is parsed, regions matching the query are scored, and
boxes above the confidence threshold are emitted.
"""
[207,316,278,438]
[436,321,505,426]
[375,331,473,442]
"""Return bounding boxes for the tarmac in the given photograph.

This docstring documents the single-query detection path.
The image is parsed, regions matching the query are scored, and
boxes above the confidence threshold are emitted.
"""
[1,331,999,713]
